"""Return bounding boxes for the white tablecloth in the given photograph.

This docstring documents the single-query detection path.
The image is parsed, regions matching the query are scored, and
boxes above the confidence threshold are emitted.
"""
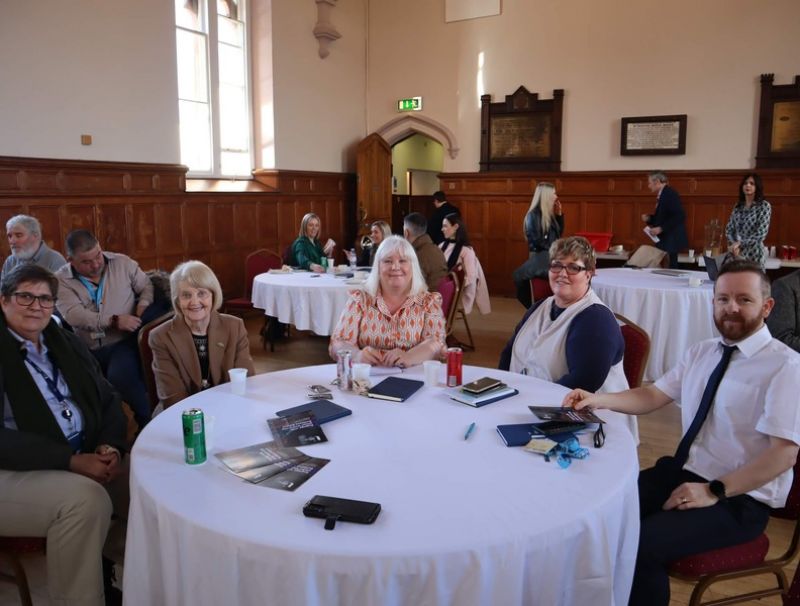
[251,271,364,336]
[592,268,716,382]
[123,365,639,606]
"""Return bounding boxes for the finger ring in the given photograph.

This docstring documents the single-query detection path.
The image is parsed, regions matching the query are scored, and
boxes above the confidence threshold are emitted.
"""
[681,497,688,504]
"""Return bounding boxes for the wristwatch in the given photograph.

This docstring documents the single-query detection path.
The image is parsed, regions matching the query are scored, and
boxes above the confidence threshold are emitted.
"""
[709,479,727,502]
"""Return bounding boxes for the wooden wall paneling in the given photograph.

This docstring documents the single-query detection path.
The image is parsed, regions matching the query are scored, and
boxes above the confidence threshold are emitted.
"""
[25,205,64,253]
[210,202,235,250]
[156,254,185,274]
[61,204,98,241]
[154,202,185,255]
[129,202,157,257]
[0,169,19,192]
[184,200,211,255]
[257,198,280,248]
[233,199,260,249]
[611,200,637,251]
[93,200,130,258]
[278,199,299,255]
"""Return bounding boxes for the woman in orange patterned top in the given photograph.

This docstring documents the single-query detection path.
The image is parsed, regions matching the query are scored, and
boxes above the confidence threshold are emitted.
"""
[329,235,446,367]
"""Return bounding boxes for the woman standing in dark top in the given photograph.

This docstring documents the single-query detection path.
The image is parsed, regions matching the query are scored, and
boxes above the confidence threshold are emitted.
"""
[513,182,564,307]
[726,173,771,269]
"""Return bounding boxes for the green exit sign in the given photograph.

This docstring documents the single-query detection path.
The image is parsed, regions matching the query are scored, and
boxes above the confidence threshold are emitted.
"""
[397,97,423,112]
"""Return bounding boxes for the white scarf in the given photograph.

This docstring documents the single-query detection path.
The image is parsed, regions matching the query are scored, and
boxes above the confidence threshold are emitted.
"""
[509,289,629,395]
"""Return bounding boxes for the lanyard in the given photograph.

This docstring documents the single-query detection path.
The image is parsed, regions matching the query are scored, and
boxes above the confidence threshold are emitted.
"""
[77,272,106,308]
[25,357,69,405]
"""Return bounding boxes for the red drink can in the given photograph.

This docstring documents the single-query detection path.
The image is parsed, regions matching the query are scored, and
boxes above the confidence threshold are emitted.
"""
[781,245,790,260]
[446,347,463,387]
[790,246,797,260]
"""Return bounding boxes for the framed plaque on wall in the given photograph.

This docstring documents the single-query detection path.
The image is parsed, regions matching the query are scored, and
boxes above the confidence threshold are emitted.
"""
[620,115,687,156]
[479,86,563,172]
[756,73,800,169]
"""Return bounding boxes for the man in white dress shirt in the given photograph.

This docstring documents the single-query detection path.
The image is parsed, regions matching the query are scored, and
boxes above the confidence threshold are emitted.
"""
[563,259,800,606]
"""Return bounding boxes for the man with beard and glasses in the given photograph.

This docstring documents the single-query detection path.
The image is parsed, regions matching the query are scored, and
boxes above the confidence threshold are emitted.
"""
[561,259,800,606]
[2,215,66,280]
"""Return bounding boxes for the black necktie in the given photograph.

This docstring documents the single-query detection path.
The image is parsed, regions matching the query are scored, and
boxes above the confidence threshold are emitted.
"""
[673,344,737,468]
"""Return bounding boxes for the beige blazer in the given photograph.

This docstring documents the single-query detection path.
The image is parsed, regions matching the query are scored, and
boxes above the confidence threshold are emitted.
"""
[149,311,255,409]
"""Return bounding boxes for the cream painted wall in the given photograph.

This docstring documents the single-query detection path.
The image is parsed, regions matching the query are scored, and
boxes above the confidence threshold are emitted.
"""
[0,0,179,163]
[267,0,367,171]
[392,133,444,194]
[367,0,800,172]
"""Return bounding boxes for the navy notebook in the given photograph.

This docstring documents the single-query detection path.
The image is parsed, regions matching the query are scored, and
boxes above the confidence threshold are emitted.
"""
[366,377,424,402]
[276,400,352,424]
[496,423,581,447]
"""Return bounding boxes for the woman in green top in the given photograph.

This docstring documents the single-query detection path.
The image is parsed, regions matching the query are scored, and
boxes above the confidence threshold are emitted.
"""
[292,213,335,272]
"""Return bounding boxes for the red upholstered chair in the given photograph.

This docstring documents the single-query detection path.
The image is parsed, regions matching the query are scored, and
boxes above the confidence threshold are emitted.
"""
[0,536,46,606]
[614,313,651,389]
[668,456,800,606]
[137,311,175,414]
[529,277,553,303]
[223,249,283,351]
[436,272,460,338]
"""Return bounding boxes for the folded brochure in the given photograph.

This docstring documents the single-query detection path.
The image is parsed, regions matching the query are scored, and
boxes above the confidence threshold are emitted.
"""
[215,440,329,491]
[267,411,328,446]
[528,406,604,424]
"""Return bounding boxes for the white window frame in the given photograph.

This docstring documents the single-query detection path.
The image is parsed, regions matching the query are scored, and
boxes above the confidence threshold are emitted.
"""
[175,0,254,178]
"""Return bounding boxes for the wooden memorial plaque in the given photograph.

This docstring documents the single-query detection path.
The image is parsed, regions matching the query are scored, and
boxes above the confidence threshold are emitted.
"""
[480,86,563,172]
[756,74,800,169]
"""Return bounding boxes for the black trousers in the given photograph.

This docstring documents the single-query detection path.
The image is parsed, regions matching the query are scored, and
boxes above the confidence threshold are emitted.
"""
[667,251,679,268]
[630,456,770,606]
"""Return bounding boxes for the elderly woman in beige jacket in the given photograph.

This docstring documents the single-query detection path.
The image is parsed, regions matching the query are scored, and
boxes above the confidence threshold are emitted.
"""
[149,260,254,412]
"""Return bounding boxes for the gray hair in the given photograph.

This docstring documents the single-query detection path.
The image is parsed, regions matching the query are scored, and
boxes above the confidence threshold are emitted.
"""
[169,260,223,316]
[648,171,668,184]
[364,235,428,297]
[6,215,41,238]
[403,212,427,238]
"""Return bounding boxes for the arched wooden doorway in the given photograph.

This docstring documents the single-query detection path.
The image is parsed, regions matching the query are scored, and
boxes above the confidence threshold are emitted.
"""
[356,115,459,236]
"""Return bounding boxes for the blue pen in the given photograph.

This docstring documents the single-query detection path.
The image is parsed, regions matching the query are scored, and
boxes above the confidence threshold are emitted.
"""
[464,422,476,440]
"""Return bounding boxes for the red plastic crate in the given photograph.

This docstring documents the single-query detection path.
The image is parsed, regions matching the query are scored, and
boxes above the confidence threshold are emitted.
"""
[576,232,612,252]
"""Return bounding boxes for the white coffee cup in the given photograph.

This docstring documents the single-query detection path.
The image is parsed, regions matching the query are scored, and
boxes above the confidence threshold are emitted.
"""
[352,363,370,381]
[689,276,703,288]
[327,259,335,273]
[228,368,248,395]
[354,270,368,281]
[423,360,440,387]
[688,249,695,258]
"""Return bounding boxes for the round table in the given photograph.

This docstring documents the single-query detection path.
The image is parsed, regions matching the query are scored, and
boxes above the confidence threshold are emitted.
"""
[592,268,716,382]
[123,365,639,606]
[251,271,365,336]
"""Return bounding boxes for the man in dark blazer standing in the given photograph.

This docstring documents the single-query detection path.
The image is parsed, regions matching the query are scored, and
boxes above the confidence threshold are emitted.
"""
[642,171,689,268]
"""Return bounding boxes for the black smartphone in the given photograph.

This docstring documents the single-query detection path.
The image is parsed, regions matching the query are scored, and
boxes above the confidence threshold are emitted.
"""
[303,495,381,530]
[461,377,503,394]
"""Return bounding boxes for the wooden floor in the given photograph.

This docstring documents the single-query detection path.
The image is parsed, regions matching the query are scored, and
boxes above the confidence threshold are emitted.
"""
[1,296,795,604]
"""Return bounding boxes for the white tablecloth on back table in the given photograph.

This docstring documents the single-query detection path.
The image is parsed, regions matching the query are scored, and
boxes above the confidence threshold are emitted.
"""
[251,271,364,336]
[592,268,716,382]
[123,364,639,606]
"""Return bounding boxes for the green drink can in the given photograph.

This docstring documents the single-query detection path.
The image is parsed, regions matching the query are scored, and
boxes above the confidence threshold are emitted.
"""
[182,408,207,464]
[320,257,328,269]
